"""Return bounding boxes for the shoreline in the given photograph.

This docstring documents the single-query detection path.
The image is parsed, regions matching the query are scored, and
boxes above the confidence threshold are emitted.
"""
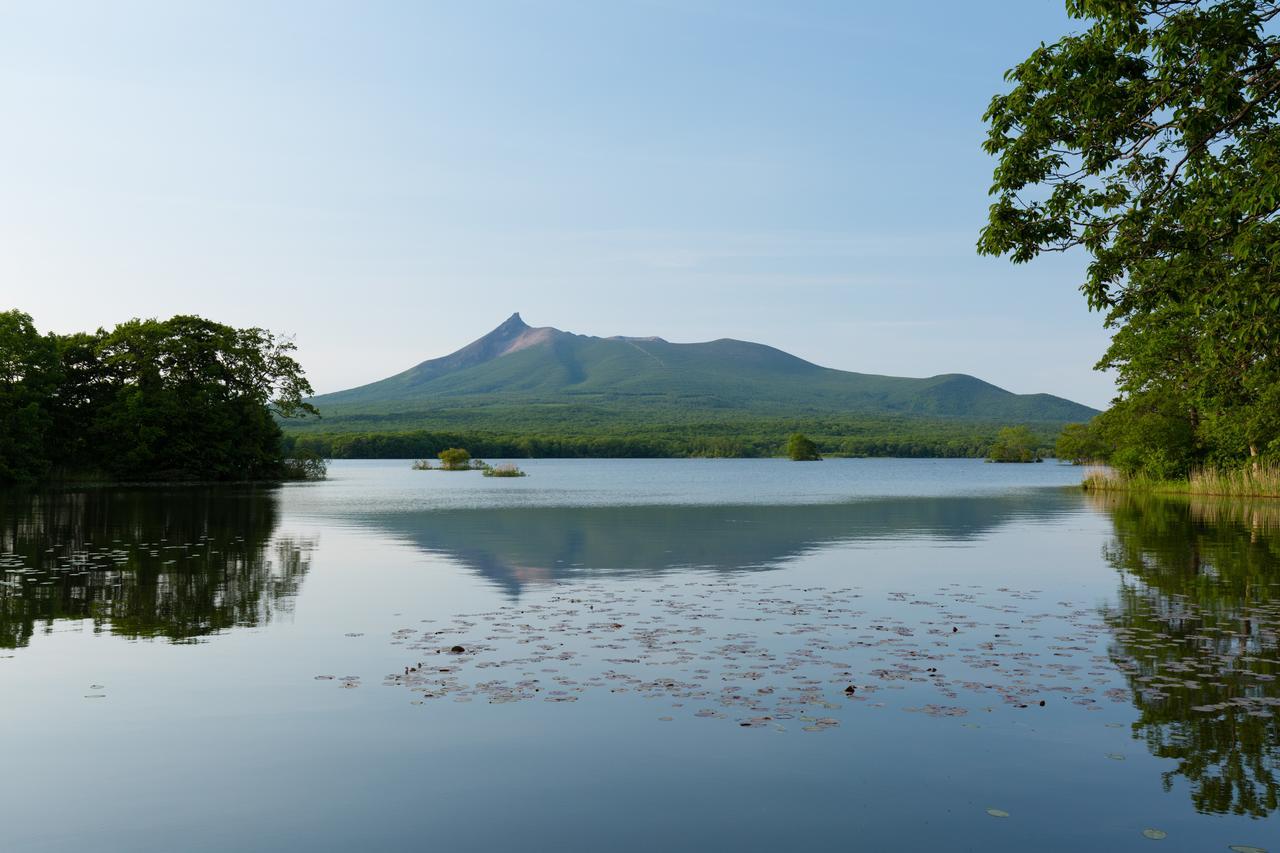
[1081,466,1280,501]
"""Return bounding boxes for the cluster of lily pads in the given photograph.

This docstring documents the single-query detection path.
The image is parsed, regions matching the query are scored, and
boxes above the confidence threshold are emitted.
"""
[310,574,1276,849]
[326,580,1147,730]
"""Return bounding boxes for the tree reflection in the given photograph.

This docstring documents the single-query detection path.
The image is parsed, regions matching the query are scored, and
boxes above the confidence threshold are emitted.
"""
[0,487,312,648]
[1093,492,1280,817]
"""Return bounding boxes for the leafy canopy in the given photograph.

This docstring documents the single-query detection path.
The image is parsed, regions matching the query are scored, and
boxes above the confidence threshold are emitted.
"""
[1055,420,1112,463]
[981,0,1280,467]
[437,447,472,470]
[0,311,318,484]
[786,433,821,461]
[987,426,1043,463]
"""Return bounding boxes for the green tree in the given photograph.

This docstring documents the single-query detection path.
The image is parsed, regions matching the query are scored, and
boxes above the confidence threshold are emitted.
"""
[0,310,60,485]
[1055,419,1112,463]
[786,433,821,461]
[79,316,318,480]
[1096,390,1198,476]
[980,0,1280,473]
[0,311,317,483]
[437,447,472,470]
[987,425,1041,462]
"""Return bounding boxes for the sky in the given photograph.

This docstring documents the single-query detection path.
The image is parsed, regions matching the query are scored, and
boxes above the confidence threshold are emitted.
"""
[0,1,1118,408]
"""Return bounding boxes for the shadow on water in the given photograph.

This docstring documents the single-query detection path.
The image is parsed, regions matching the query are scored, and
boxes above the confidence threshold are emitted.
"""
[1092,492,1280,817]
[0,487,312,649]
[353,489,1086,595]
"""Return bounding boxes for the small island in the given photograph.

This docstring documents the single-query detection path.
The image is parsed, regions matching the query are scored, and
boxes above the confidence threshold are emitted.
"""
[0,310,324,485]
[787,433,821,461]
[483,463,528,478]
[413,449,526,477]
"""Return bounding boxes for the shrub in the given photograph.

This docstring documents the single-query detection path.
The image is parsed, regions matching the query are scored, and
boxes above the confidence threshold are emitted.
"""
[281,452,327,481]
[786,433,821,461]
[437,448,471,470]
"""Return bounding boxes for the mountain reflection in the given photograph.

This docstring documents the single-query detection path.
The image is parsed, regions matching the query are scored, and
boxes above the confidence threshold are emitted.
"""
[0,488,311,649]
[1093,492,1280,817]
[350,490,1083,595]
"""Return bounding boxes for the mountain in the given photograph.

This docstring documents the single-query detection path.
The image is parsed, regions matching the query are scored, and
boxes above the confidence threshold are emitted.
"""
[302,314,1097,437]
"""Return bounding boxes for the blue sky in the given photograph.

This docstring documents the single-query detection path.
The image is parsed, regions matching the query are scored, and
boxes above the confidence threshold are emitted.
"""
[0,1,1116,407]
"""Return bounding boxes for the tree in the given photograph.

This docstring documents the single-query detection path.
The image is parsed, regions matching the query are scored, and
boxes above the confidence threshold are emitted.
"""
[979,0,1280,472]
[0,312,318,482]
[437,447,472,470]
[80,316,318,480]
[1055,420,1112,463]
[786,433,821,461]
[987,426,1041,462]
[0,310,60,485]
[1096,389,1199,476]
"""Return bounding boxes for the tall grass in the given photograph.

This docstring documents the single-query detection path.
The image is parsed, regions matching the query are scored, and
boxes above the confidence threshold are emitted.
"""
[1189,461,1280,498]
[1081,461,1280,499]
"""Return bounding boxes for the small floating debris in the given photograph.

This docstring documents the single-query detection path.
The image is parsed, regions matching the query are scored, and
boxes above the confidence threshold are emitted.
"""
[1141,829,1167,840]
[985,808,1009,818]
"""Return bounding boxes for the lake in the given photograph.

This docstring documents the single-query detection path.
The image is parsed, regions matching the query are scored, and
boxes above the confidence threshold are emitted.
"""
[2,459,1276,852]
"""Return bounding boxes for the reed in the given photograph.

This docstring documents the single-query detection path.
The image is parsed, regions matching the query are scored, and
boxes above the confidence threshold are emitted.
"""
[1081,461,1280,499]
[1188,461,1280,498]
[482,463,527,478]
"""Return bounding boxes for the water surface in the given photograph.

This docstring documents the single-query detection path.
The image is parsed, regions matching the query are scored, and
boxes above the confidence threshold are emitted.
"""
[1,459,1276,852]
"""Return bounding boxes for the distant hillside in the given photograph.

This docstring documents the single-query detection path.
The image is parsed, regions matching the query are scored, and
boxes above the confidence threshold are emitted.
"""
[302,314,1098,439]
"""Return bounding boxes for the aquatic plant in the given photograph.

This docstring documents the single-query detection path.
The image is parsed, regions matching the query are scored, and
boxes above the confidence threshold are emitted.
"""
[482,463,527,478]
[1084,462,1280,499]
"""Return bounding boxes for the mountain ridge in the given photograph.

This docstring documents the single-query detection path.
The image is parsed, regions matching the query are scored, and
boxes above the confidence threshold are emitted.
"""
[304,314,1097,432]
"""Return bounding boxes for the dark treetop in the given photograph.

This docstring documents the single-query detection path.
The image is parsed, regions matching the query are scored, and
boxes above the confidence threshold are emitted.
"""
[0,311,316,485]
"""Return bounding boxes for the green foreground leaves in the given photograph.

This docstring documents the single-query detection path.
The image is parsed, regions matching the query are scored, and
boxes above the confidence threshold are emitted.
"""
[982,0,1280,477]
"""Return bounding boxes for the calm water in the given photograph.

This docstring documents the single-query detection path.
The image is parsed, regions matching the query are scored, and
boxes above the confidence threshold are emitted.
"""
[1,459,1277,852]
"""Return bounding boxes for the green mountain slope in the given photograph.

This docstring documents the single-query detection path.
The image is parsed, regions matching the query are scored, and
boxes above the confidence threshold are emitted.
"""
[305,313,1098,432]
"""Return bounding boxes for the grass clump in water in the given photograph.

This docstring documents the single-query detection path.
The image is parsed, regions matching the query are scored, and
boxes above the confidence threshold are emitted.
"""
[482,463,527,478]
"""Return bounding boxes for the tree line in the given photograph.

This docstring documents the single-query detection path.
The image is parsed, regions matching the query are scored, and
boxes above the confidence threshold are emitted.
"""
[283,426,1050,460]
[0,311,316,485]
